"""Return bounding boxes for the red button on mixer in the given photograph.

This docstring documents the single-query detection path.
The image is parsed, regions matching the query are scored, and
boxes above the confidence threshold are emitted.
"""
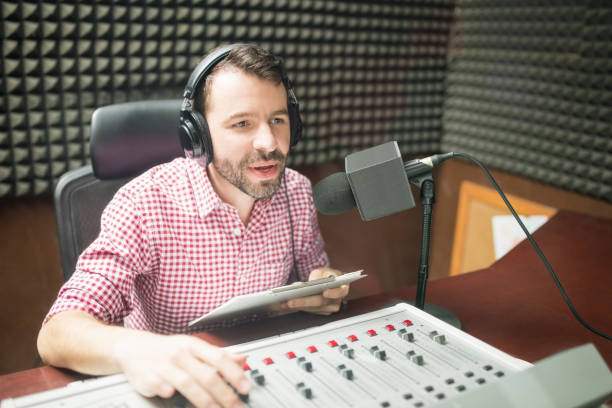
[263,357,274,365]
[307,346,318,353]
[328,340,339,347]
[348,335,358,342]
[286,351,296,359]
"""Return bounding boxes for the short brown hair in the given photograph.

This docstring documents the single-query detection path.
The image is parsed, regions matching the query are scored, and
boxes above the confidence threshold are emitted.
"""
[194,44,286,115]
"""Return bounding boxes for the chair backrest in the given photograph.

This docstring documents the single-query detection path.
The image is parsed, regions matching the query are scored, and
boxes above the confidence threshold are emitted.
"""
[54,166,130,281]
[54,99,183,281]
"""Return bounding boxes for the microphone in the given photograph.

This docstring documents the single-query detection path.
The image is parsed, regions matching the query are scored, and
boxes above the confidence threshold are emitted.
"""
[311,172,356,215]
[313,141,453,221]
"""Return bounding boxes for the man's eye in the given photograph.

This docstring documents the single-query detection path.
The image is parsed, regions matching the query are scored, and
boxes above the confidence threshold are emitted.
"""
[271,118,285,125]
[233,121,248,128]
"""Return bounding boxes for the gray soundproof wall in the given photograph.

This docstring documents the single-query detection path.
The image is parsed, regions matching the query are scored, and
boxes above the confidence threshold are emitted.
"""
[443,1,612,202]
[0,1,454,197]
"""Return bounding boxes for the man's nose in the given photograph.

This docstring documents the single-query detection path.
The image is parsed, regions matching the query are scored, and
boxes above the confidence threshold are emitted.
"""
[252,123,278,152]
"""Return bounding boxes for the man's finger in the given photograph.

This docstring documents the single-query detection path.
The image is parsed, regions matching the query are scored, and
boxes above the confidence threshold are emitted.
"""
[173,348,245,408]
[287,294,326,309]
[191,341,251,396]
[322,284,349,299]
[128,371,174,399]
[160,364,215,408]
[298,301,342,315]
[310,268,342,280]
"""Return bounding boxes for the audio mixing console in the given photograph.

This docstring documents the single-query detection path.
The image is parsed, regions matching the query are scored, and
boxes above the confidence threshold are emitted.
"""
[226,302,529,407]
[3,303,612,407]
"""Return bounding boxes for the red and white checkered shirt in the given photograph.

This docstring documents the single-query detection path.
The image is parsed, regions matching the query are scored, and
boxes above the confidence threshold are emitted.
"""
[46,158,329,334]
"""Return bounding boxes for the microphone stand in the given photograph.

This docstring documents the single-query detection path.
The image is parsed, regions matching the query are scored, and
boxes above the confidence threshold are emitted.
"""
[408,171,462,329]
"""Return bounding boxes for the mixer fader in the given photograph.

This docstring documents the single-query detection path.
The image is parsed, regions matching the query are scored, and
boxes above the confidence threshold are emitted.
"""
[228,302,530,407]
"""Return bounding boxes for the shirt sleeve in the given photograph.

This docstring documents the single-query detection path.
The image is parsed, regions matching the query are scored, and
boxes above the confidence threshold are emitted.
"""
[44,185,152,325]
[294,177,330,281]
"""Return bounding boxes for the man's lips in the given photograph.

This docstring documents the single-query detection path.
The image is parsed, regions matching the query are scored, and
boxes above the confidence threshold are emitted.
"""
[248,161,279,178]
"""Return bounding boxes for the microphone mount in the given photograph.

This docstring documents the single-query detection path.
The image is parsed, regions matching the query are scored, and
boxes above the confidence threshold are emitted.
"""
[404,156,461,328]
[409,171,435,311]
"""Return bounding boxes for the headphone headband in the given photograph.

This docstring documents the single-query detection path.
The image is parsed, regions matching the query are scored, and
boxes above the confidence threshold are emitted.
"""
[182,43,245,101]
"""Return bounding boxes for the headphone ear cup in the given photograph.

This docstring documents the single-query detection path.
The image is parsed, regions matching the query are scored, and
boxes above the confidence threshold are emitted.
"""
[178,111,201,157]
[288,101,302,147]
[192,110,214,165]
[179,109,213,164]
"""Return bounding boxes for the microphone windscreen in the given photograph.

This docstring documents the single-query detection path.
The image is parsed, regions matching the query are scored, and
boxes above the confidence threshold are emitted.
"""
[312,172,356,215]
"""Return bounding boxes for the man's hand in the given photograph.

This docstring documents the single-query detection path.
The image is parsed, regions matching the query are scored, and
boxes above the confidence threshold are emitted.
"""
[38,310,251,408]
[280,267,349,315]
[114,331,251,407]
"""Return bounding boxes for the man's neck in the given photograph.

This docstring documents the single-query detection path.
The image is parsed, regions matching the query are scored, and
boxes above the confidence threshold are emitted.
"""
[206,165,255,225]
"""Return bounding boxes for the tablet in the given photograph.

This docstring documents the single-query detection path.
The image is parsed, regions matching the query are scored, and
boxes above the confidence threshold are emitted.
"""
[188,270,365,327]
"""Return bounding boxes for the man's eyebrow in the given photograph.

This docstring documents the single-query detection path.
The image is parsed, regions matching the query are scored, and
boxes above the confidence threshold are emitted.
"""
[224,109,289,122]
[224,111,253,122]
[271,108,290,116]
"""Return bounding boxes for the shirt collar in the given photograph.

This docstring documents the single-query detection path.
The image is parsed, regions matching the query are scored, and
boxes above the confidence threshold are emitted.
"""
[184,158,222,219]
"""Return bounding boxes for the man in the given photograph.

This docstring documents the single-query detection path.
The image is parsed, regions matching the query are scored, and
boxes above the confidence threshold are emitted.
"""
[37,44,349,408]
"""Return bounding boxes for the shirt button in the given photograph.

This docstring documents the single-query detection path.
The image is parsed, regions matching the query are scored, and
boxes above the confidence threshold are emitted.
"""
[232,227,242,236]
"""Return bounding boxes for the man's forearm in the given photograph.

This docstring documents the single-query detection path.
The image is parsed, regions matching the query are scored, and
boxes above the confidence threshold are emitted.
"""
[36,309,252,407]
[37,309,144,375]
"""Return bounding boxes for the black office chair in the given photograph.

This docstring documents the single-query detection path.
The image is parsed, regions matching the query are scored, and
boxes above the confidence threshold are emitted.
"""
[54,99,184,281]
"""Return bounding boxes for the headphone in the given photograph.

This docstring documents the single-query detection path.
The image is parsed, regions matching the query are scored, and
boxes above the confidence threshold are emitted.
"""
[178,43,303,165]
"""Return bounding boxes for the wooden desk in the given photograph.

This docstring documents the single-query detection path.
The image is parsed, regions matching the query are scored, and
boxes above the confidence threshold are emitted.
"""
[2,210,611,401]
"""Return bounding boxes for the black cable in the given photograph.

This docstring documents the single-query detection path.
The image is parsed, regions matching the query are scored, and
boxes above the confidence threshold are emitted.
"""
[283,170,299,284]
[445,152,611,341]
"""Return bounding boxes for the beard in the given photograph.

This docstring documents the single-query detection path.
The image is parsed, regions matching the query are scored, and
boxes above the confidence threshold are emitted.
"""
[212,149,287,199]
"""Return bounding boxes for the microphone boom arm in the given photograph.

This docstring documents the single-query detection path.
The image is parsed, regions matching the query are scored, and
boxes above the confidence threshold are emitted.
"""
[408,170,435,310]
[402,154,453,310]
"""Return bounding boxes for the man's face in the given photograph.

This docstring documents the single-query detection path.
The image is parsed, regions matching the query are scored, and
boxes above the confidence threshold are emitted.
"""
[205,68,291,199]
